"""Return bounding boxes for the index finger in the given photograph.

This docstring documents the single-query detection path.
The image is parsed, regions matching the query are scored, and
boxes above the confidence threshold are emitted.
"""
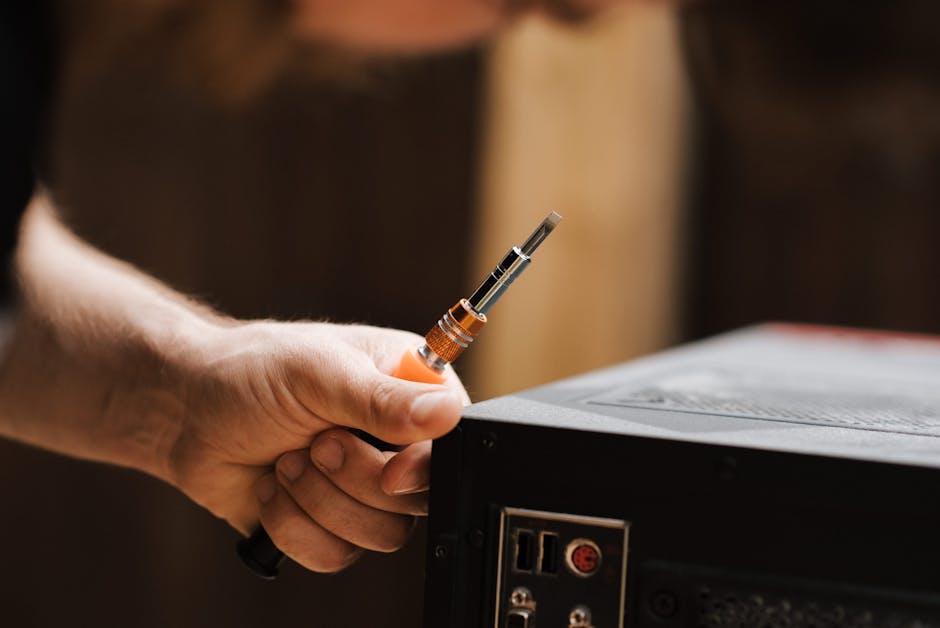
[308,429,428,515]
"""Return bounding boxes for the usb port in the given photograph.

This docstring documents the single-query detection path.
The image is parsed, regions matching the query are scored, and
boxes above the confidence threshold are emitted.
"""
[514,529,534,572]
[538,532,559,574]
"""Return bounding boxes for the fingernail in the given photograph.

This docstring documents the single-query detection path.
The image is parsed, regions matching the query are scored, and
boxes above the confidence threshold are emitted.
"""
[310,437,344,473]
[277,450,307,482]
[256,474,277,504]
[410,391,460,426]
[392,470,427,495]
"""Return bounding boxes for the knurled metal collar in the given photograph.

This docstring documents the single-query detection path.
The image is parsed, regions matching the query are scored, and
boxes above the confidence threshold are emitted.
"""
[424,299,487,363]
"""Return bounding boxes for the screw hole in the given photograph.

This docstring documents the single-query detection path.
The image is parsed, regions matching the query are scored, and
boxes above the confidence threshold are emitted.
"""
[651,590,679,619]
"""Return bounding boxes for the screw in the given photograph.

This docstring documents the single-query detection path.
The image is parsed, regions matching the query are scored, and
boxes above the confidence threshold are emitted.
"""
[433,544,448,560]
[510,587,532,607]
[569,605,592,625]
[650,591,679,618]
[481,433,497,450]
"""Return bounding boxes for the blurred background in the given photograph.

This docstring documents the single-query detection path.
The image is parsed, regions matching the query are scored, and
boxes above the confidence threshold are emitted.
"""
[2,0,939,625]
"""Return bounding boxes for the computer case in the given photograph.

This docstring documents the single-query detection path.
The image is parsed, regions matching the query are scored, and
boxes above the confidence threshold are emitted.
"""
[423,324,940,628]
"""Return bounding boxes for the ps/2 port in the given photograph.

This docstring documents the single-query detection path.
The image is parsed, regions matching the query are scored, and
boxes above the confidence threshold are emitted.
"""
[565,538,602,577]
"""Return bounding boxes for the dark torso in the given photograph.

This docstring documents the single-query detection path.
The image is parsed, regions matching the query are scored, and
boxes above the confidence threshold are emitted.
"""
[0,0,54,303]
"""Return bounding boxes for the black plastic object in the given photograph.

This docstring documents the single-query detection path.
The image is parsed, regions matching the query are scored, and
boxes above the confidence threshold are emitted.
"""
[237,526,284,580]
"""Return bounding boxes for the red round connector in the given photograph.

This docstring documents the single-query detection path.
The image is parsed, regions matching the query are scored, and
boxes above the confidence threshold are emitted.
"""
[565,539,602,577]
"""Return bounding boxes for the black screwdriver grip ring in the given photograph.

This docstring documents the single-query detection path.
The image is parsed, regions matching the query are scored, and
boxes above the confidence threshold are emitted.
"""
[237,526,285,579]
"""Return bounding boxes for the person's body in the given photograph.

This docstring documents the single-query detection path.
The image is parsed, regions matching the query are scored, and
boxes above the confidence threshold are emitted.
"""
[1,0,610,573]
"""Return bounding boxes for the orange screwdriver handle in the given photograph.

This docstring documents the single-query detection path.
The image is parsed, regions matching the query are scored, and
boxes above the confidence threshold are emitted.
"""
[393,347,447,384]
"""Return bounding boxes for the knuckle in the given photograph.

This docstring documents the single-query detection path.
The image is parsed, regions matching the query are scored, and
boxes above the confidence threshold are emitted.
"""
[258,500,291,541]
[325,427,365,455]
[367,379,407,435]
[265,524,303,560]
[374,516,416,553]
[292,471,333,514]
[267,520,362,574]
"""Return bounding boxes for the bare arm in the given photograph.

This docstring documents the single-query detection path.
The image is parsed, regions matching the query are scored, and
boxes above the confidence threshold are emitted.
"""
[0,193,467,570]
[0,195,215,481]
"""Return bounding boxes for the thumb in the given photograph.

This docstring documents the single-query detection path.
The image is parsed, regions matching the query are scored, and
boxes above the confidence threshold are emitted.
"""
[289,339,464,445]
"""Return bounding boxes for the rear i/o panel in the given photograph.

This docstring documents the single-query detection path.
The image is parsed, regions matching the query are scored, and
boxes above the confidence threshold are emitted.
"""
[496,508,629,628]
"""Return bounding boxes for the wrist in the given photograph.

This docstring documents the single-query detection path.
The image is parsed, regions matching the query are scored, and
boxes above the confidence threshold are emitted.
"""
[0,298,229,486]
[128,309,234,484]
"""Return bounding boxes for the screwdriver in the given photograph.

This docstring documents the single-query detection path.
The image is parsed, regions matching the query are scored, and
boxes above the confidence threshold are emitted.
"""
[238,211,562,579]
[393,211,561,383]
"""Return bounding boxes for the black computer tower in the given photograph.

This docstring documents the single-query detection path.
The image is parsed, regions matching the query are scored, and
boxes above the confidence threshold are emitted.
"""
[424,325,940,628]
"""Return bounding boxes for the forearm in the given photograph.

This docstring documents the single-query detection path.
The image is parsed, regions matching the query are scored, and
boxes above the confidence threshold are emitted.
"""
[0,194,222,482]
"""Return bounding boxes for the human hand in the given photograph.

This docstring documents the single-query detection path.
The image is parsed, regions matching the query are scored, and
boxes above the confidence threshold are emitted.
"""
[168,320,468,572]
[3,201,467,573]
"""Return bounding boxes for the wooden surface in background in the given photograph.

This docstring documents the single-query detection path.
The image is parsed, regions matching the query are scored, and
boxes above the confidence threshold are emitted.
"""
[471,6,687,397]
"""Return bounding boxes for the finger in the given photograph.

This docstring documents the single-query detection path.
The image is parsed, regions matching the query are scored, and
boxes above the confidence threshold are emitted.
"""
[328,323,471,406]
[254,473,363,573]
[379,440,432,497]
[437,364,472,406]
[349,325,472,406]
[289,333,464,445]
[309,429,427,515]
[276,450,416,552]
[432,365,471,405]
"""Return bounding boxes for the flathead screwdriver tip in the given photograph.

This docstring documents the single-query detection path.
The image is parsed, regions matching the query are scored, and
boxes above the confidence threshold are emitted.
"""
[520,211,563,257]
